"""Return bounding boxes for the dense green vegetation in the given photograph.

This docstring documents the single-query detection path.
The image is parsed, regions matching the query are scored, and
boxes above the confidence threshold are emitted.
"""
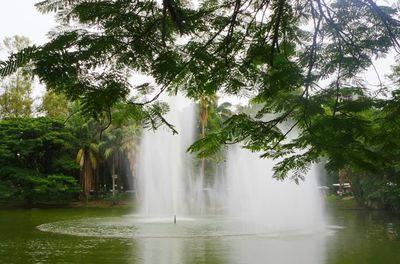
[0,36,141,205]
[0,117,79,204]
[0,113,142,205]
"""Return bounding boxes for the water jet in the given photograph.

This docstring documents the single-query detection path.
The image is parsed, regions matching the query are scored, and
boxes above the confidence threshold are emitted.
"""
[37,96,328,264]
[135,96,324,233]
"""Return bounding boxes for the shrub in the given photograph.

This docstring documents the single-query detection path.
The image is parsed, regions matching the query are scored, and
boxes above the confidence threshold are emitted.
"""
[0,167,80,205]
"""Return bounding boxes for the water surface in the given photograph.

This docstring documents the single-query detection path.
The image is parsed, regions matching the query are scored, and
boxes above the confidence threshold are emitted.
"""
[0,207,399,264]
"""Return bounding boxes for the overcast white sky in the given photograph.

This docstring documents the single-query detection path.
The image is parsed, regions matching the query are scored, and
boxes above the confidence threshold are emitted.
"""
[0,1,56,51]
[0,1,56,98]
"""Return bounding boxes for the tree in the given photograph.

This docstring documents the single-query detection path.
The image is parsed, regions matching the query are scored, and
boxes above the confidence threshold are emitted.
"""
[0,117,77,173]
[68,111,103,199]
[0,117,80,205]
[38,90,70,117]
[0,36,33,118]
[0,0,399,181]
[99,125,138,196]
[198,95,218,138]
[197,94,217,181]
[76,142,99,199]
[63,100,142,197]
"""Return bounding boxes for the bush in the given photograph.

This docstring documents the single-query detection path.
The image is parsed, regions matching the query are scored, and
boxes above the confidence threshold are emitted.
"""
[105,192,127,206]
[0,167,80,205]
[381,183,400,212]
[31,174,81,203]
[357,173,400,212]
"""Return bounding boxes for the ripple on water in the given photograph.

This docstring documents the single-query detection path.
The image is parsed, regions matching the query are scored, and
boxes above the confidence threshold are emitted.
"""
[37,215,335,239]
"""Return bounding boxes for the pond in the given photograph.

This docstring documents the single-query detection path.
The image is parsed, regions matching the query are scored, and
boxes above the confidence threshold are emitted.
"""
[0,205,399,264]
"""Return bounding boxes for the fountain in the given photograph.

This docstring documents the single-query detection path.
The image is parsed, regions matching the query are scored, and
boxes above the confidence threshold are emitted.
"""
[225,145,324,232]
[136,95,196,218]
[134,97,324,233]
[37,96,329,264]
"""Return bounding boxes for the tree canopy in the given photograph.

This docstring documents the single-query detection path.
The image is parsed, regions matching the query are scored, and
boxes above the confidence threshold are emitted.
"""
[0,117,80,204]
[0,36,33,118]
[1,0,400,180]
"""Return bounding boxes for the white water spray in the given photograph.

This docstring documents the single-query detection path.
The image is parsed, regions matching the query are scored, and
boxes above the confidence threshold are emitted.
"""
[136,95,197,218]
[135,98,325,232]
[224,146,324,232]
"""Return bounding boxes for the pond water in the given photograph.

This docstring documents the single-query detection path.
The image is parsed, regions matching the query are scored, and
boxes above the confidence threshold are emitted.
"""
[0,206,399,264]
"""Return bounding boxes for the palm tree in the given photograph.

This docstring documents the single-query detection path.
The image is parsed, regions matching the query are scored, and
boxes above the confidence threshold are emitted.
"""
[198,95,217,138]
[100,125,138,196]
[76,142,99,199]
[197,94,218,182]
[68,110,103,200]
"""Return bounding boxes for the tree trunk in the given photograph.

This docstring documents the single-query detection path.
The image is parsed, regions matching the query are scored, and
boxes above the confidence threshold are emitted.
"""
[352,172,365,208]
[200,110,207,187]
[81,153,93,202]
[94,167,99,199]
[112,157,116,197]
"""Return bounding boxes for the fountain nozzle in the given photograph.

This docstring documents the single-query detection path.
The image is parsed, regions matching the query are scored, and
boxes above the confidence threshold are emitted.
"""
[174,215,176,224]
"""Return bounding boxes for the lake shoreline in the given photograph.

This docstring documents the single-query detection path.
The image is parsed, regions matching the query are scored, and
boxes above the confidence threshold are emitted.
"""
[0,198,134,210]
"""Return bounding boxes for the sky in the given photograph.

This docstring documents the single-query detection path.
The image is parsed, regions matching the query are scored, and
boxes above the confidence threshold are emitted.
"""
[0,0,56,49]
[0,0,56,98]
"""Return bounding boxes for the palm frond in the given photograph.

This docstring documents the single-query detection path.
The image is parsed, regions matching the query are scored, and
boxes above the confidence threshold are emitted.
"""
[88,150,97,169]
[76,148,84,167]
[121,140,135,152]
[104,148,114,159]
[89,142,99,153]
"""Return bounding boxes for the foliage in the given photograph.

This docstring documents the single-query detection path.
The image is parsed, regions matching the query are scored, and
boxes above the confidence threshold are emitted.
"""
[0,167,79,204]
[30,174,81,202]
[99,124,140,195]
[0,117,80,204]
[381,184,400,212]
[0,36,33,118]
[76,142,99,197]
[0,100,141,204]
[0,117,78,173]
[38,90,70,117]
[0,0,399,185]
[105,192,127,206]
[355,172,400,213]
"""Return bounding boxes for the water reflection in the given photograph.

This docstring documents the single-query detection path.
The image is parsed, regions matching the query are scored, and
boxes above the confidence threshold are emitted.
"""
[37,215,329,264]
[2,208,400,264]
[139,238,185,264]
[228,234,327,264]
[135,233,327,264]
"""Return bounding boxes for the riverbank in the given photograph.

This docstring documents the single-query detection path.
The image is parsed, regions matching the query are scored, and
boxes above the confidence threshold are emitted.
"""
[69,198,134,208]
[0,195,387,212]
[0,197,135,209]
